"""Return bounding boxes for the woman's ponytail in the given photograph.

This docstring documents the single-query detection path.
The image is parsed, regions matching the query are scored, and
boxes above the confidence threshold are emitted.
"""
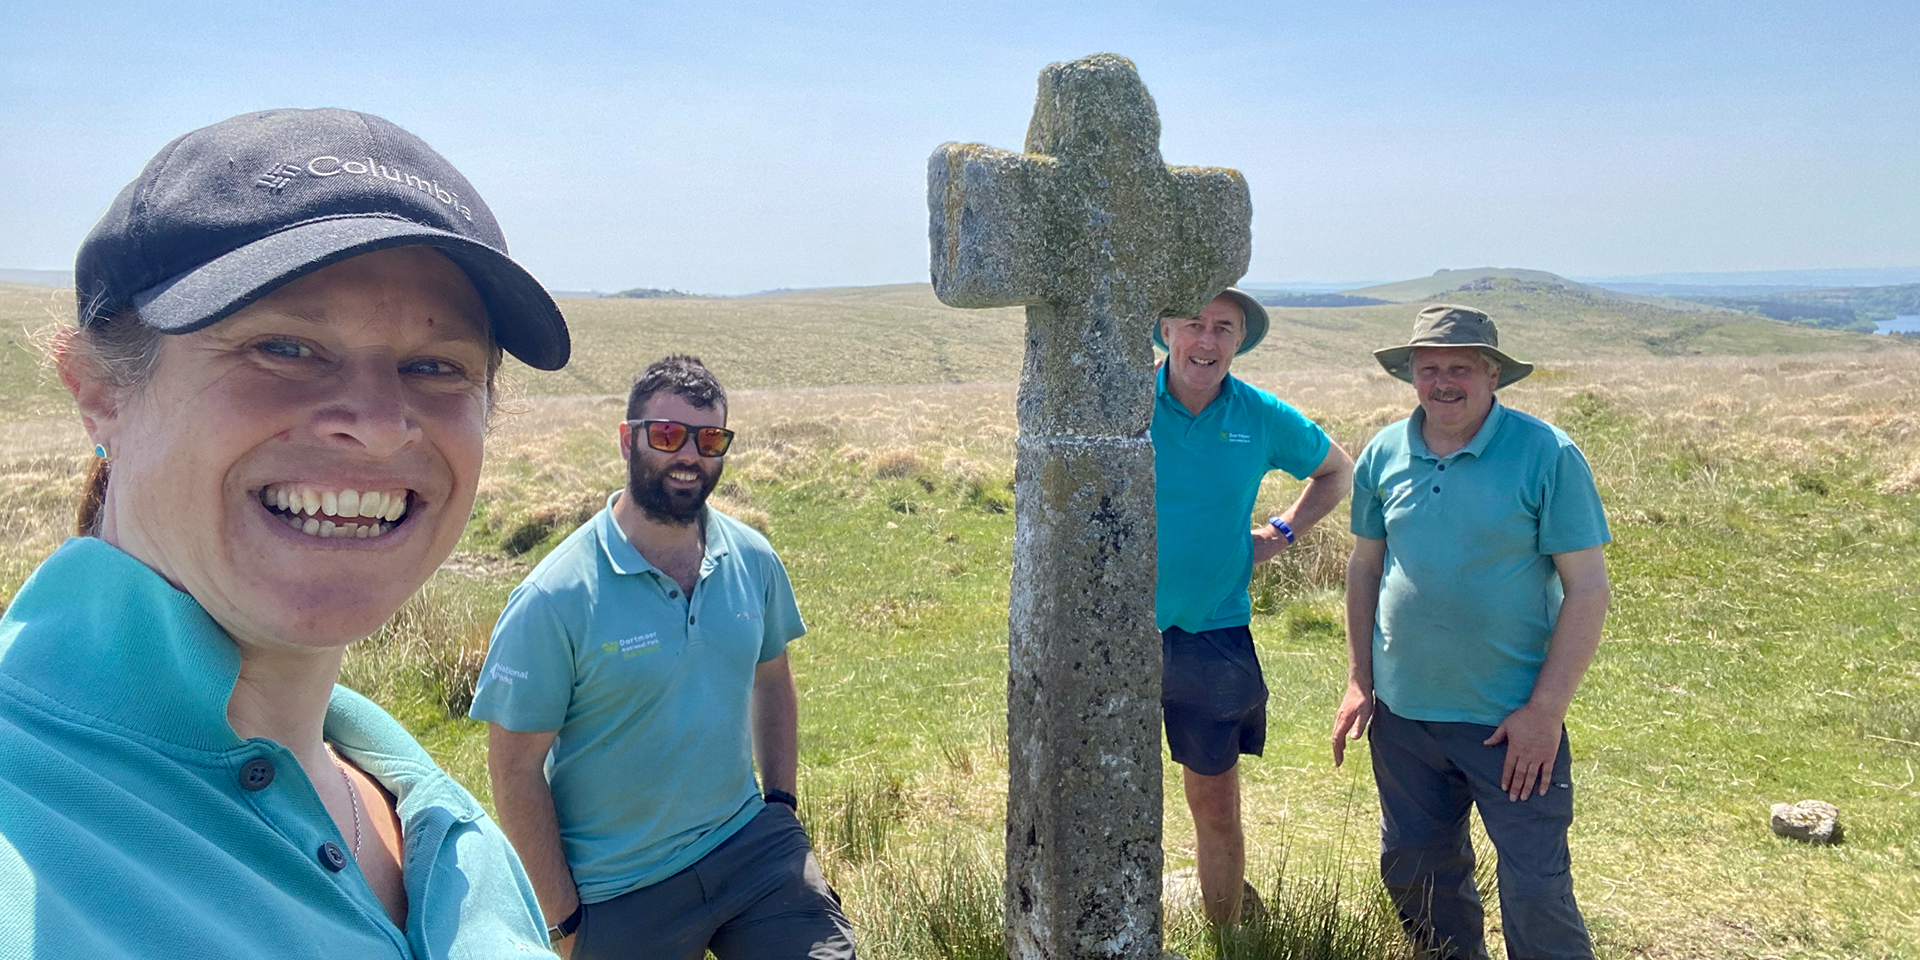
[75,455,110,537]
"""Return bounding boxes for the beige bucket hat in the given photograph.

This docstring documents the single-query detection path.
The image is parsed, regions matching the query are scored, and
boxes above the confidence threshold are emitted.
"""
[1372,304,1533,388]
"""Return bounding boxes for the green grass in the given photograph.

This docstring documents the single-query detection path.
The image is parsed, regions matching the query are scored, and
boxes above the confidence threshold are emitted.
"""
[332,355,1920,958]
[1,282,1917,959]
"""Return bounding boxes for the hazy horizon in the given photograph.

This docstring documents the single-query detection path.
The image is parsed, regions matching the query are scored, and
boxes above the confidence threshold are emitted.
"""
[10,264,1920,300]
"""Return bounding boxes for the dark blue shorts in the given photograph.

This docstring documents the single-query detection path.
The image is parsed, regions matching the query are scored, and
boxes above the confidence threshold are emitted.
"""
[1161,624,1268,776]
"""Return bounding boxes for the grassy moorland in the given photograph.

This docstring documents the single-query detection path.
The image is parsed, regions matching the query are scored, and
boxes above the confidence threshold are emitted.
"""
[1,280,1917,958]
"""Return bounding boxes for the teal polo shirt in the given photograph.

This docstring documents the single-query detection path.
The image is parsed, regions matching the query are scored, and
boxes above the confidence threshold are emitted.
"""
[1151,365,1332,633]
[468,495,806,904]
[1351,402,1612,726]
[0,537,553,959]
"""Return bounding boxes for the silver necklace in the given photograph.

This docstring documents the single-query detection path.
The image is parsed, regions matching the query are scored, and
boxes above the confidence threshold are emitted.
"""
[327,745,363,859]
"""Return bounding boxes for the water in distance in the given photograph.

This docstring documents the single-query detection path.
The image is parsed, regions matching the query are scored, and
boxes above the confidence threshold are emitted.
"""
[1874,315,1920,335]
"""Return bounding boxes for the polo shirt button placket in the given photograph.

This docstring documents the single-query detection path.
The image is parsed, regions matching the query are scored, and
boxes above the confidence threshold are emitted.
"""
[318,841,348,872]
[239,756,275,791]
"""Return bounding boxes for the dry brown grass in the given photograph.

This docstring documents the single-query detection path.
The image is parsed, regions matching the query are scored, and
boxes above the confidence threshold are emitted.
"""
[1,334,1917,958]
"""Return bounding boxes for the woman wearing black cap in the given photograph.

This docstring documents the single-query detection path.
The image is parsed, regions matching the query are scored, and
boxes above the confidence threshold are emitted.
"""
[0,109,571,958]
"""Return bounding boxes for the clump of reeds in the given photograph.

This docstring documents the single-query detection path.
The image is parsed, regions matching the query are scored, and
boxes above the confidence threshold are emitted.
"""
[803,771,909,868]
[1177,870,1417,960]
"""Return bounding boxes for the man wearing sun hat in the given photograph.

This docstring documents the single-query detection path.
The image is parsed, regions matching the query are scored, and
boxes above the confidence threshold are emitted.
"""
[1151,287,1355,925]
[1333,304,1611,959]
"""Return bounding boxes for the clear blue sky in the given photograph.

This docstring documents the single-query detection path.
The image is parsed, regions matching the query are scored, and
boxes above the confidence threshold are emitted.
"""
[4,0,1915,293]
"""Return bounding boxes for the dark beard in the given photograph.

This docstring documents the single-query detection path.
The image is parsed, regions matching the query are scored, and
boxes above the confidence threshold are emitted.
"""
[628,455,722,526]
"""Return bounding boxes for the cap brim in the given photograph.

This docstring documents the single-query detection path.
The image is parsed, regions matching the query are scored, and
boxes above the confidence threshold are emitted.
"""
[1372,344,1533,388]
[1151,287,1270,355]
[130,216,570,371]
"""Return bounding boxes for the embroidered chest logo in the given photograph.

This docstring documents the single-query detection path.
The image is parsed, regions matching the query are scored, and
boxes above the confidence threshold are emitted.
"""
[1219,431,1252,444]
[604,632,661,658]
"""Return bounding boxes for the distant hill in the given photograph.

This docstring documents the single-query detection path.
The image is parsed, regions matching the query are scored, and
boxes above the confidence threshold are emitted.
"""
[1345,267,1718,314]
[1675,283,1920,332]
[1252,292,1389,308]
[1234,277,1906,375]
[608,286,704,299]
[0,280,1904,414]
[521,280,1904,398]
[1239,280,1386,295]
[1346,268,1585,302]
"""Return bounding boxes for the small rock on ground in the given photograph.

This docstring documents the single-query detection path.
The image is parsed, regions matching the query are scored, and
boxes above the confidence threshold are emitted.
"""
[1771,799,1842,844]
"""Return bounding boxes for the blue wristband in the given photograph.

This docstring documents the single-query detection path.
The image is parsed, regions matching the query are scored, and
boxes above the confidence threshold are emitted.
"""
[1268,516,1295,544]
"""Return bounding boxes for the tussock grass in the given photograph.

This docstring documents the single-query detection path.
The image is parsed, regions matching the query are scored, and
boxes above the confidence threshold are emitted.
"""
[1,334,1917,957]
[839,843,1003,960]
[1173,872,1415,960]
[802,770,909,868]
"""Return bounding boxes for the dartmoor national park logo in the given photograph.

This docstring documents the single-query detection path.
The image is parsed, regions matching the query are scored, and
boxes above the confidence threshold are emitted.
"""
[1219,430,1252,444]
[606,633,662,658]
[252,154,475,222]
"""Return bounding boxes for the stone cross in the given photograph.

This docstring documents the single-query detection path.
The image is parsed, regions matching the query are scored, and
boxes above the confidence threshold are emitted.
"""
[926,53,1252,960]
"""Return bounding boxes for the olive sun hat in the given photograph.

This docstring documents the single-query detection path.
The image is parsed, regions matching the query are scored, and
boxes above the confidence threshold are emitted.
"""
[1372,303,1532,388]
[1152,286,1269,356]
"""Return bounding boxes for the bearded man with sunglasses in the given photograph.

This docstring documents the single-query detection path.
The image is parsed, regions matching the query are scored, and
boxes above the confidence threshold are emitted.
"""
[473,355,854,960]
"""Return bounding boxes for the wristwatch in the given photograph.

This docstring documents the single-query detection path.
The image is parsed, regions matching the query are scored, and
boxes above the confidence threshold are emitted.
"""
[764,788,799,809]
[548,904,583,944]
[1268,516,1296,545]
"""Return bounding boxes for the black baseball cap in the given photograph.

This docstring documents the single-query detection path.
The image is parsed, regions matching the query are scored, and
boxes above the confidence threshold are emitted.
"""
[75,108,569,370]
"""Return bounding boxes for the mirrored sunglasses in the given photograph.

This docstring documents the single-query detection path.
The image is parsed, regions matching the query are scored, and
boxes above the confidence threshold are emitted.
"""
[628,419,735,457]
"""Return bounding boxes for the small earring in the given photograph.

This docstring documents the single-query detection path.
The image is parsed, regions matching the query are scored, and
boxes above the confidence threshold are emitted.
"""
[93,444,107,459]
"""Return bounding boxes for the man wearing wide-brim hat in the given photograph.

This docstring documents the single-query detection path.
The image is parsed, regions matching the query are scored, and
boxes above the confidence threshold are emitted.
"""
[1333,304,1611,959]
[1151,288,1354,925]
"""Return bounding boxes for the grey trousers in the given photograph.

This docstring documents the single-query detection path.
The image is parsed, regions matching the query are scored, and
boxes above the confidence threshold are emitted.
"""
[574,803,856,960]
[1369,700,1594,960]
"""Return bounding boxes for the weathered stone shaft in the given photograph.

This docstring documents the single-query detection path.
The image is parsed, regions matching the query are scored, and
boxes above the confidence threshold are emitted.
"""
[1005,301,1162,960]
[924,51,1253,960]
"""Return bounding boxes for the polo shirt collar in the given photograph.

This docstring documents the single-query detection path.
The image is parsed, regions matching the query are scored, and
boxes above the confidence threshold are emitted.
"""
[325,686,483,823]
[1408,399,1508,462]
[0,537,245,753]
[0,538,449,770]
[1155,363,1238,419]
[595,491,731,578]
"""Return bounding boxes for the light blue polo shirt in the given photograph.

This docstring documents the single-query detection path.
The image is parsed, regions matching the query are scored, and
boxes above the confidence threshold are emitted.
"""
[1351,402,1611,726]
[1152,365,1332,633]
[0,537,553,959]
[469,495,805,904]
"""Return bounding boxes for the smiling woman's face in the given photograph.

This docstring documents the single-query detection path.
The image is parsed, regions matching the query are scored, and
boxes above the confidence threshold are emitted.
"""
[80,246,493,651]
